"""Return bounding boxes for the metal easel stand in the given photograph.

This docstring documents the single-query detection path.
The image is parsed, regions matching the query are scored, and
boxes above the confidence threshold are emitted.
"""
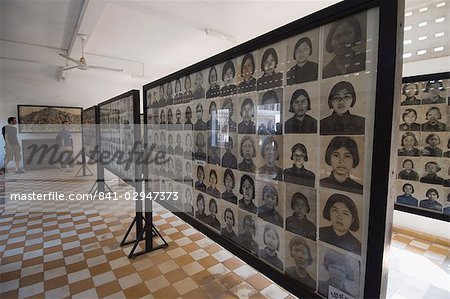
[87,179,113,195]
[75,162,93,177]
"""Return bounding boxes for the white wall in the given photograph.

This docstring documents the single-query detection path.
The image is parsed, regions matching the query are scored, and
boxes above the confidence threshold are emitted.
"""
[0,60,147,167]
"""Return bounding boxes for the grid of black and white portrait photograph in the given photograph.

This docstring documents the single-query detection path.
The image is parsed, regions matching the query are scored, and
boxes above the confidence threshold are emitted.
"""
[143,7,381,298]
[395,76,450,217]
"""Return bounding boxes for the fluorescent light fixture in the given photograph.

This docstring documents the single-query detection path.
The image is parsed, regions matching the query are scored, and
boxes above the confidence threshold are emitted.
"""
[404,25,412,31]
[205,29,237,43]
[435,32,445,37]
[435,17,445,23]
[417,49,427,55]
[434,47,444,52]
[404,40,412,45]
[418,21,427,27]
[403,52,412,58]
[405,11,413,16]
[436,2,446,8]
[419,7,428,12]
[418,36,427,41]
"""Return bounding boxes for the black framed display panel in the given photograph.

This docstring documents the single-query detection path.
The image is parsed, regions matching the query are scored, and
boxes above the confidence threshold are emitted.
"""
[143,0,403,298]
[79,105,98,177]
[17,104,83,133]
[393,72,450,222]
[98,90,141,186]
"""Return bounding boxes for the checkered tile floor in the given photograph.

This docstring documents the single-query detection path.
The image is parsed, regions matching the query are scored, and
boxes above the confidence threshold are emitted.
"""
[0,169,449,299]
[0,169,295,299]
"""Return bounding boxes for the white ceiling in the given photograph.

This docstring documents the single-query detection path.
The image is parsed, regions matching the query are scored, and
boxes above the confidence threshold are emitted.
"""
[0,0,341,80]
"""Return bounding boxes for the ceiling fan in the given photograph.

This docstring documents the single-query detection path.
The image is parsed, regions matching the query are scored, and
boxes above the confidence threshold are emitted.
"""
[59,34,123,72]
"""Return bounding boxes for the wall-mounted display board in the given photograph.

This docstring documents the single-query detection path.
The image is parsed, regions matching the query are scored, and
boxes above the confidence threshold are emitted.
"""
[394,72,450,222]
[143,0,403,298]
[98,90,141,185]
[82,106,99,163]
[17,105,82,133]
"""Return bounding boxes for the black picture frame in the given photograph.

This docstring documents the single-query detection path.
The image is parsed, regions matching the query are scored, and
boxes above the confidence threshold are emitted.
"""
[17,104,83,133]
[143,0,404,298]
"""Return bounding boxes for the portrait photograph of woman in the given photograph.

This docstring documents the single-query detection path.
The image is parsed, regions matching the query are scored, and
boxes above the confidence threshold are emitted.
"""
[207,134,221,166]
[322,12,367,79]
[238,174,257,214]
[238,135,257,173]
[421,133,444,157]
[419,187,444,212]
[284,85,318,134]
[397,158,419,181]
[283,135,318,188]
[238,96,256,134]
[286,30,319,85]
[158,84,166,107]
[222,134,238,169]
[184,105,193,130]
[419,160,444,185]
[184,132,194,160]
[184,160,193,187]
[257,45,284,90]
[318,246,360,298]
[221,97,237,133]
[258,135,283,181]
[183,187,194,216]
[319,192,362,255]
[217,168,236,205]
[238,212,259,255]
[183,75,193,102]
[174,78,184,104]
[206,66,221,99]
[220,60,237,96]
[257,222,284,271]
[204,197,221,230]
[444,137,450,158]
[320,80,365,135]
[421,106,446,132]
[220,205,239,243]
[194,131,207,161]
[257,89,283,135]
[194,103,208,131]
[257,183,283,227]
[193,71,206,100]
[400,82,421,106]
[422,80,446,104]
[195,193,208,221]
[398,131,421,157]
[399,108,420,131]
[165,81,174,106]
[207,100,219,131]
[206,168,221,199]
[396,182,418,207]
[237,52,257,93]
[320,136,364,195]
[285,233,317,291]
[195,164,207,193]
[285,184,317,240]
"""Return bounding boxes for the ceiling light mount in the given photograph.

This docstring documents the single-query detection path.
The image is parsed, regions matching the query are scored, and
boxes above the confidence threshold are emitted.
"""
[205,28,237,43]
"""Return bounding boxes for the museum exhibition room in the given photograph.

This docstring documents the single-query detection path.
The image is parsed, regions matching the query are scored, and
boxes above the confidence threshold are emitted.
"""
[0,0,448,298]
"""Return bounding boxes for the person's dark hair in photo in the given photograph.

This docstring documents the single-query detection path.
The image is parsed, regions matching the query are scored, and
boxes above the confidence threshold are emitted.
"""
[159,109,166,125]
[285,236,316,290]
[320,193,361,255]
[194,132,207,161]
[238,135,256,173]
[399,108,420,131]
[259,224,283,271]
[284,143,315,187]
[444,138,450,158]
[258,185,283,227]
[238,53,257,93]
[398,131,420,157]
[184,161,193,187]
[285,89,317,134]
[222,98,237,132]
[322,15,365,79]
[221,208,238,242]
[421,133,443,157]
[195,165,206,193]
[184,105,193,130]
[175,108,182,123]
[193,71,206,100]
[320,81,364,135]
[204,198,220,230]
[257,47,283,90]
[320,137,363,194]
[258,136,282,181]
[206,169,220,198]
[287,37,318,85]
[422,80,446,104]
[420,161,444,185]
[194,103,207,131]
[420,188,443,212]
[259,90,282,135]
[396,183,418,207]
[206,66,220,98]
[286,192,316,240]
[238,97,256,134]
[421,106,446,132]
[221,60,237,96]
[222,136,237,169]
[238,214,259,254]
[222,168,237,204]
[398,159,419,181]
[239,174,257,214]
[195,193,207,221]
[400,83,421,106]
[318,249,358,297]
